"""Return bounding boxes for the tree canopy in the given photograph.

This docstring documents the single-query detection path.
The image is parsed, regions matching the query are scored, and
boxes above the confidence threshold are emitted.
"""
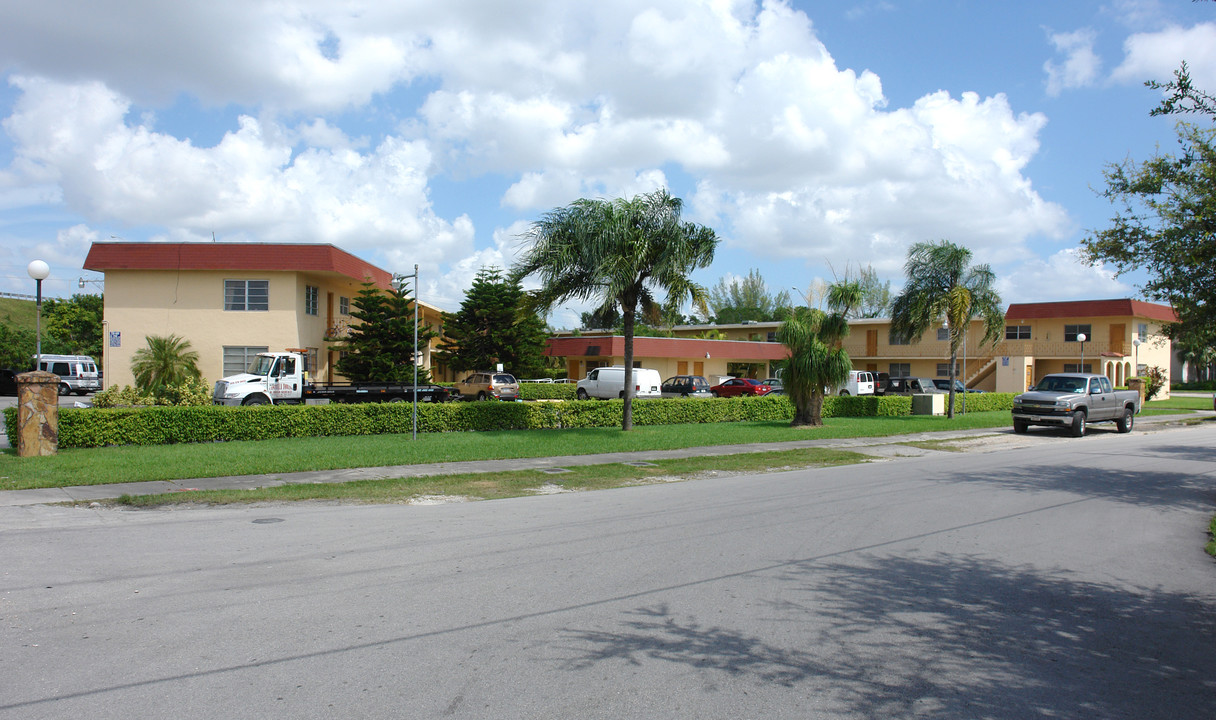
[131,334,201,393]
[1081,123,1216,355]
[434,267,550,378]
[0,293,104,369]
[777,280,861,427]
[889,240,1004,418]
[855,265,892,319]
[706,268,793,324]
[513,188,718,430]
[336,280,437,383]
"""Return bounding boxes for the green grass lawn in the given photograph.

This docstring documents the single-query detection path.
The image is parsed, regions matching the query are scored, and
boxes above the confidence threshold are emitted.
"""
[111,447,873,507]
[1,411,1016,491]
[1145,395,1214,411]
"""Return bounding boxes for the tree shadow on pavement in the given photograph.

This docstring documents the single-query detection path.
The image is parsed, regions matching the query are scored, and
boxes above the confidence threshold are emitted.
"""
[933,459,1216,511]
[559,553,1216,719]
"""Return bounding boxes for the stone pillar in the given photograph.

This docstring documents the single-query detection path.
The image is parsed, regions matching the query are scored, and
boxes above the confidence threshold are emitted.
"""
[17,370,59,457]
[1127,377,1144,404]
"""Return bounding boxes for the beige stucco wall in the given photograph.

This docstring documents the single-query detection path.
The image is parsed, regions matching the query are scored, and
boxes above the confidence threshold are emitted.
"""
[102,269,446,389]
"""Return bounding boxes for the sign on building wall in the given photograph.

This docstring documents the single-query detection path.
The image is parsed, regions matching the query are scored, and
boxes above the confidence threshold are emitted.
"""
[109,331,121,348]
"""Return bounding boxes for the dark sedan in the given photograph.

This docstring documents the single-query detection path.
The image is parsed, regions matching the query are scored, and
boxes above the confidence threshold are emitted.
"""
[710,377,773,397]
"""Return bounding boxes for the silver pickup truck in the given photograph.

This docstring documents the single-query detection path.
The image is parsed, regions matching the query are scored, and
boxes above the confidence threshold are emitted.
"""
[1011,373,1141,437]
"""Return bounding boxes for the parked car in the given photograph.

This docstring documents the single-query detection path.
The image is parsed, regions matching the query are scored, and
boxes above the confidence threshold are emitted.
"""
[454,372,520,401]
[882,377,945,395]
[932,379,985,394]
[577,366,662,400]
[760,377,784,395]
[660,375,713,398]
[710,377,773,397]
[0,369,18,396]
[873,372,890,396]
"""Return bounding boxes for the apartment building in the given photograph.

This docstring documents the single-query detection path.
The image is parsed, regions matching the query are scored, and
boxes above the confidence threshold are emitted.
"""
[553,298,1176,393]
[83,242,447,389]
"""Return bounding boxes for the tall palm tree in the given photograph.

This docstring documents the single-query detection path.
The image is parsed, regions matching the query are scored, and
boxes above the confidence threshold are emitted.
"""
[512,189,719,430]
[777,280,862,427]
[131,334,201,394]
[889,240,1004,418]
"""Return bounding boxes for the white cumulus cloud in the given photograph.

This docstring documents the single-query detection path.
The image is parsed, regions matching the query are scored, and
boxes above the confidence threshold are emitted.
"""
[1044,28,1102,96]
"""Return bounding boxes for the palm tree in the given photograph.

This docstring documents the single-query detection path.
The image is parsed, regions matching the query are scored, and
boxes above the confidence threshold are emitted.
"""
[131,334,201,394]
[513,189,719,430]
[889,240,1004,418]
[777,280,862,427]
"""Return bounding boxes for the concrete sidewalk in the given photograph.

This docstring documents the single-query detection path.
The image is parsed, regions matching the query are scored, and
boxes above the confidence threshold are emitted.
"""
[3,412,1209,507]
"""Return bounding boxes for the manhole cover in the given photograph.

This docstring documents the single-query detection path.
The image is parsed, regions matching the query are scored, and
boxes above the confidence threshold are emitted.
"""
[538,468,571,474]
[252,517,285,524]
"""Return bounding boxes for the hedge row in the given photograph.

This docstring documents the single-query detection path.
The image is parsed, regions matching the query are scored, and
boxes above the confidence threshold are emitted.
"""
[517,383,578,401]
[3,393,1011,449]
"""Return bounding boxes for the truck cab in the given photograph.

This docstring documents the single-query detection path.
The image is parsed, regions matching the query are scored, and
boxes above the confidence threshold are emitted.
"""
[213,352,305,405]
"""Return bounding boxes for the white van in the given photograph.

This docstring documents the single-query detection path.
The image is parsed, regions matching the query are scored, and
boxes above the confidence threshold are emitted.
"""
[833,370,876,396]
[576,366,662,400]
[36,354,101,396]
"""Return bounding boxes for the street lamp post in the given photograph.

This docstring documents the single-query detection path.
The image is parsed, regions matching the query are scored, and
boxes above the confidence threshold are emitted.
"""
[1077,332,1088,372]
[394,265,421,441]
[27,260,50,370]
[1132,338,1141,379]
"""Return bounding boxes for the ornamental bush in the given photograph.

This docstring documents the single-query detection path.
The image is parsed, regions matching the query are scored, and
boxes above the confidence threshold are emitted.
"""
[91,378,212,408]
[4,392,947,449]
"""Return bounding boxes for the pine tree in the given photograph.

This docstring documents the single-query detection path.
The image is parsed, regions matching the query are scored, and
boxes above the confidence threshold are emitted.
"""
[435,268,550,378]
[335,280,437,383]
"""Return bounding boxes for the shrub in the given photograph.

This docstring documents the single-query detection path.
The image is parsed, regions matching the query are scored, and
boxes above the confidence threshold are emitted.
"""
[945,392,1016,413]
[1142,366,1167,401]
[517,383,577,401]
[91,378,212,408]
[23,392,929,449]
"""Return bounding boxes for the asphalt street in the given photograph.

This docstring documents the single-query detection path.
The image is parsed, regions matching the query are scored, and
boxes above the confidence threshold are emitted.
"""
[1,423,1214,719]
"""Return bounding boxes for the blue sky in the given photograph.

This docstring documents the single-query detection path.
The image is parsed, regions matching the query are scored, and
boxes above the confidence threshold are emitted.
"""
[1,0,1213,327]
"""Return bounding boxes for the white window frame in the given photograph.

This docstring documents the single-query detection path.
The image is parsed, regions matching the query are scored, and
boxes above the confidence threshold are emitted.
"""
[223,346,269,377]
[305,285,319,316]
[224,279,269,311]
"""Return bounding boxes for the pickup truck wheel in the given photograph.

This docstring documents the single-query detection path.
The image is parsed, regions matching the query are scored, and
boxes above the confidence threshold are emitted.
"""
[1116,407,1134,433]
[576,388,589,401]
[1069,410,1087,438]
[1013,419,1028,434]
[242,395,269,406]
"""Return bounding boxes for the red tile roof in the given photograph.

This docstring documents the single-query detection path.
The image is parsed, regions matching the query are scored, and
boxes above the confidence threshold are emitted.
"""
[544,336,789,361]
[1005,299,1177,323]
[83,242,393,288]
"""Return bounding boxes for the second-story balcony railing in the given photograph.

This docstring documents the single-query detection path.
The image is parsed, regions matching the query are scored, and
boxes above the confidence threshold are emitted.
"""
[841,338,1126,359]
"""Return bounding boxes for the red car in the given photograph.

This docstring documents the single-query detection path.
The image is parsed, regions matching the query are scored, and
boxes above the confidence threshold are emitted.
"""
[710,377,773,397]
